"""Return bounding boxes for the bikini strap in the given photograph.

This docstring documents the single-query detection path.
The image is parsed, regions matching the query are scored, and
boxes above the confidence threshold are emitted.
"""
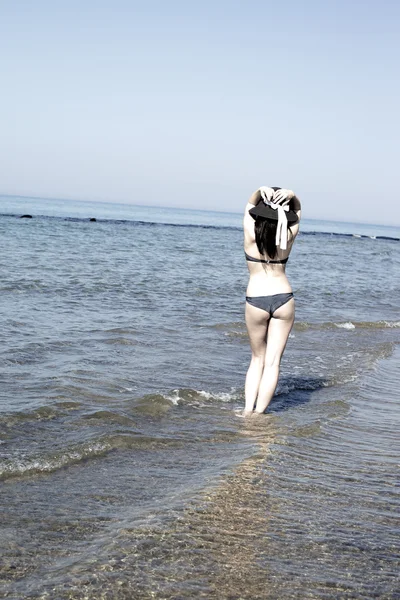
[245,251,288,265]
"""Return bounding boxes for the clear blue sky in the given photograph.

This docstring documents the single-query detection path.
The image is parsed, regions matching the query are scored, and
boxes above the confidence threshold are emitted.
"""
[1,0,399,224]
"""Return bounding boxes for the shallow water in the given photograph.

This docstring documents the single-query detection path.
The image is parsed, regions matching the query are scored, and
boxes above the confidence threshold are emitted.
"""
[0,198,399,599]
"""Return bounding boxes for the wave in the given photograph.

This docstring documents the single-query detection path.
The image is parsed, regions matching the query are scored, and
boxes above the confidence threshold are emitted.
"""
[0,402,136,429]
[294,320,400,331]
[157,378,330,409]
[0,376,329,431]
[0,373,351,482]
[299,230,400,242]
[161,388,242,406]
[0,403,80,426]
[222,319,400,339]
[0,439,111,480]
[0,432,180,481]
[1,212,399,241]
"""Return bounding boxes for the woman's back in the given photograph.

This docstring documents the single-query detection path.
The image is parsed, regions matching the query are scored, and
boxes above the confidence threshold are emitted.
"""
[243,200,300,294]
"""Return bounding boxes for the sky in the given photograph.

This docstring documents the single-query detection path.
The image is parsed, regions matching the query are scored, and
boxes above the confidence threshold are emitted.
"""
[1,0,399,224]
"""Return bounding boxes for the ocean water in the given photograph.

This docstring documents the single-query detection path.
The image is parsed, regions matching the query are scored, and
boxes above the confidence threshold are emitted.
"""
[1,196,399,599]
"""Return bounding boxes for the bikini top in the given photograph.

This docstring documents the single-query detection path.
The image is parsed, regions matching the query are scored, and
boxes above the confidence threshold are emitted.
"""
[245,251,288,265]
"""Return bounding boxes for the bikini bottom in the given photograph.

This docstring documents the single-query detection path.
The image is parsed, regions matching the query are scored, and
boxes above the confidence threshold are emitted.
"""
[246,292,294,316]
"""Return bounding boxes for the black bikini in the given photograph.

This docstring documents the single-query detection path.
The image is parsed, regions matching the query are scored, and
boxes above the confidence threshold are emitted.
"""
[245,251,288,265]
[245,252,293,315]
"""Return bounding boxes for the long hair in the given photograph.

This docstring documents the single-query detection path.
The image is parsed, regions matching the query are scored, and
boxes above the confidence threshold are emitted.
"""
[254,187,293,259]
[255,218,280,258]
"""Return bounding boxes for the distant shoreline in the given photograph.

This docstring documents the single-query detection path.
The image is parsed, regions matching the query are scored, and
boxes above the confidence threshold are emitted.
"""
[1,192,398,229]
[1,210,399,242]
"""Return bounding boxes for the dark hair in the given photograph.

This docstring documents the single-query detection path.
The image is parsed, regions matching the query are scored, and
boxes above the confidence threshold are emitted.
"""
[254,187,293,259]
[255,218,279,258]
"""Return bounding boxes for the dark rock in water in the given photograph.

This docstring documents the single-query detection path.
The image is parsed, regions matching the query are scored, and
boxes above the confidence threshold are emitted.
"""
[89,217,97,222]
[20,214,33,218]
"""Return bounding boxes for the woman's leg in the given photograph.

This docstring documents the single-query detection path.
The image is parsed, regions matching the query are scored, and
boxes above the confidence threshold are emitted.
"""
[244,302,269,412]
[254,299,295,413]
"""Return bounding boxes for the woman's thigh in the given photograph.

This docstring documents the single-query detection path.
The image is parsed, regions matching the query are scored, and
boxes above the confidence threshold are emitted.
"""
[245,302,269,356]
[264,298,295,365]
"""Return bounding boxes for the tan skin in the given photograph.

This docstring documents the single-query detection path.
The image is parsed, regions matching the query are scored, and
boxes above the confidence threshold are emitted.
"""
[243,187,301,414]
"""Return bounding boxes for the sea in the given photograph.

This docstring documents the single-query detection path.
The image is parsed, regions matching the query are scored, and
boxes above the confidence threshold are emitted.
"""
[1,196,399,599]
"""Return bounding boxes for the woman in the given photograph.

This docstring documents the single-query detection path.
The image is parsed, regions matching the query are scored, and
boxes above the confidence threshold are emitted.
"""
[243,186,301,414]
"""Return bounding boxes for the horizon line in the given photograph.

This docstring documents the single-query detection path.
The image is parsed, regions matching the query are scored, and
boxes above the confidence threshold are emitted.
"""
[1,192,398,229]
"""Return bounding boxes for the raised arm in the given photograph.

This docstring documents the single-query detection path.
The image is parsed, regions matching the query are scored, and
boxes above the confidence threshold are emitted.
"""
[273,188,302,221]
[244,187,273,245]
[247,186,275,206]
